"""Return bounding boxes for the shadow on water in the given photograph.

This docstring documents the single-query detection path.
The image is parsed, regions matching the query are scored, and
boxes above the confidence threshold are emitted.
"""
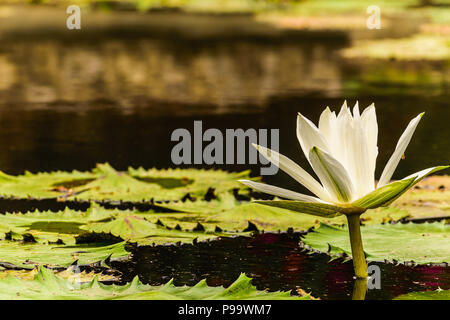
[112,233,450,300]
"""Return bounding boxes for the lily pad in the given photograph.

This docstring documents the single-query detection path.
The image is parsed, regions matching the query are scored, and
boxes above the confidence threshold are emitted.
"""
[145,202,325,233]
[391,175,450,221]
[0,163,253,202]
[81,214,238,245]
[0,267,118,282]
[0,204,244,268]
[0,205,115,244]
[153,192,239,214]
[0,267,307,300]
[0,169,98,199]
[147,200,412,233]
[302,222,450,264]
[128,166,254,198]
[0,241,129,268]
[340,35,450,61]
[394,289,450,300]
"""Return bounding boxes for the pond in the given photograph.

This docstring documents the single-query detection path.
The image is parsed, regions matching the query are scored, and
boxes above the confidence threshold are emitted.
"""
[0,11,448,300]
[112,232,450,300]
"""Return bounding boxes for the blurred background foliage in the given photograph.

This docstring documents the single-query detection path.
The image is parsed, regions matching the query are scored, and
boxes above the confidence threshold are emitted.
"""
[3,0,449,17]
[0,0,448,183]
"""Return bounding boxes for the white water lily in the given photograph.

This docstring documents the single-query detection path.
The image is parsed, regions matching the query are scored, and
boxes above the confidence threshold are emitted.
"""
[239,101,448,279]
[239,101,448,217]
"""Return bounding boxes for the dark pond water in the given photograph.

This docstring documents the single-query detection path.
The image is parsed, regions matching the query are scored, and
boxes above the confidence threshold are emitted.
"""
[112,233,450,300]
[0,11,449,300]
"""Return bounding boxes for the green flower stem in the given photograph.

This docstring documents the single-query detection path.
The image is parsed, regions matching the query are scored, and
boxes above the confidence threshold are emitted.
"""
[352,278,368,300]
[346,214,368,279]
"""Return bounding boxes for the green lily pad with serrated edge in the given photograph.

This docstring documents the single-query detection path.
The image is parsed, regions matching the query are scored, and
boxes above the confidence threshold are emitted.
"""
[81,214,241,245]
[0,163,254,202]
[0,241,129,269]
[128,166,255,199]
[302,222,450,264]
[147,200,412,233]
[0,169,98,199]
[0,204,246,268]
[152,192,239,214]
[0,267,308,300]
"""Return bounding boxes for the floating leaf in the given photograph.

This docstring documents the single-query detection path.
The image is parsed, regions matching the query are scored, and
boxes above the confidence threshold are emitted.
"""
[0,267,117,282]
[129,166,254,199]
[81,215,236,245]
[390,175,450,222]
[341,35,450,61]
[0,163,253,202]
[394,289,450,300]
[253,200,345,218]
[142,200,417,233]
[146,202,324,233]
[0,241,129,268]
[0,204,115,244]
[302,222,450,264]
[153,192,239,214]
[0,267,307,300]
[0,203,248,268]
[0,169,98,199]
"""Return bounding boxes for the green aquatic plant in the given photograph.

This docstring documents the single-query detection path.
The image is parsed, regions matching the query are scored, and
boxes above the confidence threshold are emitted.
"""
[0,267,308,300]
[303,222,450,264]
[240,101,448,278]
[0,163,252,201]
[394,289,450,301]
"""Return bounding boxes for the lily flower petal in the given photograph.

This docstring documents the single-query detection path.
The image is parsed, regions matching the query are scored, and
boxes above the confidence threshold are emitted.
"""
[353,165,449,209]
[331,101,354,176]
[318,107,336,142]
[297,112,329,161]
[252,200,361,218]
[252,144,332,202]
[344,102,373,198]
[309,146,355,203]
[352,177,415,209]
[361,103,378,189]
[238,179,326,203]
[352,101,360,118]
[378,113,424,187]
